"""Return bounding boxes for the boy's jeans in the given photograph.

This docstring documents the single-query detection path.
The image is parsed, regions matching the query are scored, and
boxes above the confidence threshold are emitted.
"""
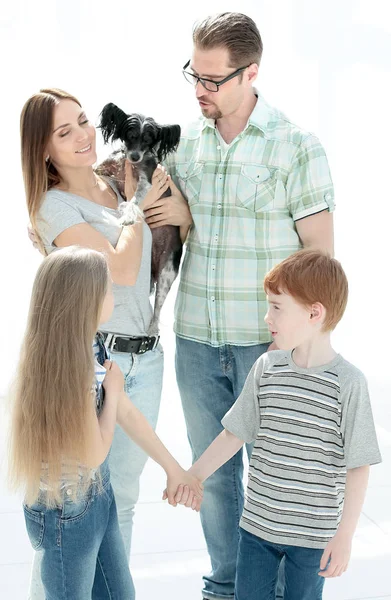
[176,336,284,600]
[236,527,325,600]
[24,459,134,599]
[28,345,164,599]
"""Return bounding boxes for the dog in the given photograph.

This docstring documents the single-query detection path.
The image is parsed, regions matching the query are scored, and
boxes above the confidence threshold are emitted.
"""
[97,103,182,337]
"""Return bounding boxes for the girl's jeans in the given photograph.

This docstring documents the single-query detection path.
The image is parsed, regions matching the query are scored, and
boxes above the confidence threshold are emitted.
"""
[28,345,164,599]
[24,458,133,599]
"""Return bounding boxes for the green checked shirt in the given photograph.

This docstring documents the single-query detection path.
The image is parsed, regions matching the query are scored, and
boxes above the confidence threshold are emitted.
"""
[165,91,335,347]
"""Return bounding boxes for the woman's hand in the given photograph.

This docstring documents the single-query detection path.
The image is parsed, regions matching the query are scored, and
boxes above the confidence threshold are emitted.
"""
[102,360,124,398]
[139,165,170,212]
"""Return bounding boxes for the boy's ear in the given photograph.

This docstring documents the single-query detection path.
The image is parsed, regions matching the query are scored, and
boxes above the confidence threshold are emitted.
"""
[309,302,325,324]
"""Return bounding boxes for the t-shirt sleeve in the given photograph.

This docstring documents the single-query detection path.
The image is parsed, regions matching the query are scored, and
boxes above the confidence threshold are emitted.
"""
[287,134,335,221]
[221,357,264,443]
[37,192,86,250]
[340,366,382,469]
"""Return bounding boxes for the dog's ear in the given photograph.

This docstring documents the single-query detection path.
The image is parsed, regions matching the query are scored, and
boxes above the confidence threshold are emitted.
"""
[98,103,129,144]
[157,124,181,161]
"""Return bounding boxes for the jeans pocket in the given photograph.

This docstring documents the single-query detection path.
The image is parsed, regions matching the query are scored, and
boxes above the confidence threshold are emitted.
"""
[176,162,203,206]
[60,486,92,522]
[23,504,45,550]
[236,164,277,212]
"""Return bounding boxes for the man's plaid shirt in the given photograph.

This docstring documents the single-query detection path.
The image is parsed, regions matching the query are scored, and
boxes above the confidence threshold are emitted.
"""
[165,92,335,347]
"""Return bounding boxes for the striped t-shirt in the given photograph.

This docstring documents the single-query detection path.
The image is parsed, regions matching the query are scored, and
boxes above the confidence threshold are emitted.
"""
[222,350,381,549]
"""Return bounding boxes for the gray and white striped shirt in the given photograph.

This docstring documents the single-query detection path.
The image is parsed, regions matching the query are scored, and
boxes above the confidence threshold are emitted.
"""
[222,350,381,549]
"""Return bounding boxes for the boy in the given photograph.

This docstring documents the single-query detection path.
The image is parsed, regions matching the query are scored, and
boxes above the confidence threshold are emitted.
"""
[173,249,381,599]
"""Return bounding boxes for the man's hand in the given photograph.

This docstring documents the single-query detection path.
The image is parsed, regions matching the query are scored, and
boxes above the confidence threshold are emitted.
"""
[319,532,352,578]
[144,177,193,230]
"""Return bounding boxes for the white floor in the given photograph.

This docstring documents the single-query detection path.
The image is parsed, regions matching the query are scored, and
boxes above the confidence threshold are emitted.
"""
[1,294,390,600]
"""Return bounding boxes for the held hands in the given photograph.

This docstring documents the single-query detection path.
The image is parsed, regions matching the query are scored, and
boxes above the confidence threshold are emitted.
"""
[162,466,204,512]
[102,360,124,398]
[318,531,352,578]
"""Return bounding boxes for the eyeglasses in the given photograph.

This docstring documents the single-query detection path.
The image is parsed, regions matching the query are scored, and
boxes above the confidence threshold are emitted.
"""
[182,60,251,92]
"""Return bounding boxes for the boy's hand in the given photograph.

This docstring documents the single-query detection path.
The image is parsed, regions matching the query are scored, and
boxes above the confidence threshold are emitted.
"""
[162,466,203,511]
[319,531,352,577]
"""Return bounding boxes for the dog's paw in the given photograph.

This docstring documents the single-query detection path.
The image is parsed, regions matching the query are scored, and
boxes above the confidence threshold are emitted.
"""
[118,201,142,226]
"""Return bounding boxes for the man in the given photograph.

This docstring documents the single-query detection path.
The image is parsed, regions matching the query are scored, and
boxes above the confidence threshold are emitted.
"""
[145,12,335,600]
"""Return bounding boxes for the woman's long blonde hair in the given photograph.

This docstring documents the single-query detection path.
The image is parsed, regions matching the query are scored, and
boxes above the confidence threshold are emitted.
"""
[20,88,82,253]
[8,246,109,506]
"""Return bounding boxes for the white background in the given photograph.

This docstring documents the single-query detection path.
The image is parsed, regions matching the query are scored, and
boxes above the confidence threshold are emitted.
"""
[0,2,391,599]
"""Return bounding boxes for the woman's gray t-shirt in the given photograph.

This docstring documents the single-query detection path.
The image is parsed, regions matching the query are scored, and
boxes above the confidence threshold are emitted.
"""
[36,180,153,337]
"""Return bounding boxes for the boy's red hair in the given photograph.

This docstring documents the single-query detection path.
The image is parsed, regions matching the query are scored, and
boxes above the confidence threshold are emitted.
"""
[264,250,348,331]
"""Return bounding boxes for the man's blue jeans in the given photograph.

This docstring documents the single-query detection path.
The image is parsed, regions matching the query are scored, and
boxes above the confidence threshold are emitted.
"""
[23,459,134,599]
[176,336,284,600]
[236,527,325,600]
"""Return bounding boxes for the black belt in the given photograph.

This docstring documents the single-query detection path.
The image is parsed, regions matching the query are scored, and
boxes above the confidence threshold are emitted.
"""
[99,332,160,355]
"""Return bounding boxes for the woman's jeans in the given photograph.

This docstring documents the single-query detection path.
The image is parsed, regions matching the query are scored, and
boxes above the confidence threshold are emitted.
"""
[28,345,164,599]
[235,528,325,600]
[23,459,133,600]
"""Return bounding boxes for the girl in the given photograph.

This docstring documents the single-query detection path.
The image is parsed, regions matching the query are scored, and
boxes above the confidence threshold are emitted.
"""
[8,246,202,600]
[20,88,187,597]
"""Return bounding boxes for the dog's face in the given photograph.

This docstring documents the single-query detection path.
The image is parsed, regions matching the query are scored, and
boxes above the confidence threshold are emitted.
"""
[99,103,181,166]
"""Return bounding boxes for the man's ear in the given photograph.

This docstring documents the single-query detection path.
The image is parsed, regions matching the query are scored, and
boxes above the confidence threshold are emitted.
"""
[247,63,258,85]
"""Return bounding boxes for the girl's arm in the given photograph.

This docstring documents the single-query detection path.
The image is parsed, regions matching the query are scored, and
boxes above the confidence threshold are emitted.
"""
[319,465,370,578]
[117,392,203,508]
[84,360,123,468]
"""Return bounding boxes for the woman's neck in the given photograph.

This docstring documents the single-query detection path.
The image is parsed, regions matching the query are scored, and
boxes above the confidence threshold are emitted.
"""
[57,166,98,193]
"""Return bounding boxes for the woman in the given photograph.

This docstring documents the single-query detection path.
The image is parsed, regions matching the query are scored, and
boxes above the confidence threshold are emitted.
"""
[20,88,183,598]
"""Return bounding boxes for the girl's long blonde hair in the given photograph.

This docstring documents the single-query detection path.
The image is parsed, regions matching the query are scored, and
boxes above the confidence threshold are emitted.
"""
[20,88,82,254]
[8,246,109,506]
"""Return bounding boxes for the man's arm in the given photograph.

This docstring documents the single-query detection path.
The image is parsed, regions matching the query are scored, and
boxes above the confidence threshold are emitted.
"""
[295,210,334,256]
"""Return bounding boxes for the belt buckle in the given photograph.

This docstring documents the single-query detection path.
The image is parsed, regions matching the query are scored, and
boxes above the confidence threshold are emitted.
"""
[105,333,118,352]
[151,335,160,351]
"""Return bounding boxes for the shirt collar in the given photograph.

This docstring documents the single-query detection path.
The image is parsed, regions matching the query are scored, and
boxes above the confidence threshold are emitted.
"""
[202,88,270,134]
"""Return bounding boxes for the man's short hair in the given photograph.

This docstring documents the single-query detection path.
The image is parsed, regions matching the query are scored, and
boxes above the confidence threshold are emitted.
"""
[264,249,349,331]
[193,12,263,68]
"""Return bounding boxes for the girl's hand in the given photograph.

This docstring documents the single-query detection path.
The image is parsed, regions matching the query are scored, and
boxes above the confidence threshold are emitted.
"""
[124,159,138,201]
[162,466,204,511]
[102,360,124,397]
[139,165,170,212]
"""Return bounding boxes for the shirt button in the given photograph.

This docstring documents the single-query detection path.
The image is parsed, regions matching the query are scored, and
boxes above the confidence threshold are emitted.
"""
[217,204,222,209]
[212,265,215,270]
[66,488,72,496]
[324,192,332,201]
[216,145,221,150]
[211,296,215,301]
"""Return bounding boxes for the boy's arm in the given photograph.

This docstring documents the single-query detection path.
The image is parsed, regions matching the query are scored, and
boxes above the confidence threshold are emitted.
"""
[117,392,203,508]
[319,465,370,578]
[191,430,245,482]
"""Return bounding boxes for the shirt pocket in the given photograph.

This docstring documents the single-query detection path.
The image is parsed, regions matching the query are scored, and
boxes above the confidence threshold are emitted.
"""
[176,162,204,206]
[236,164,277,212]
